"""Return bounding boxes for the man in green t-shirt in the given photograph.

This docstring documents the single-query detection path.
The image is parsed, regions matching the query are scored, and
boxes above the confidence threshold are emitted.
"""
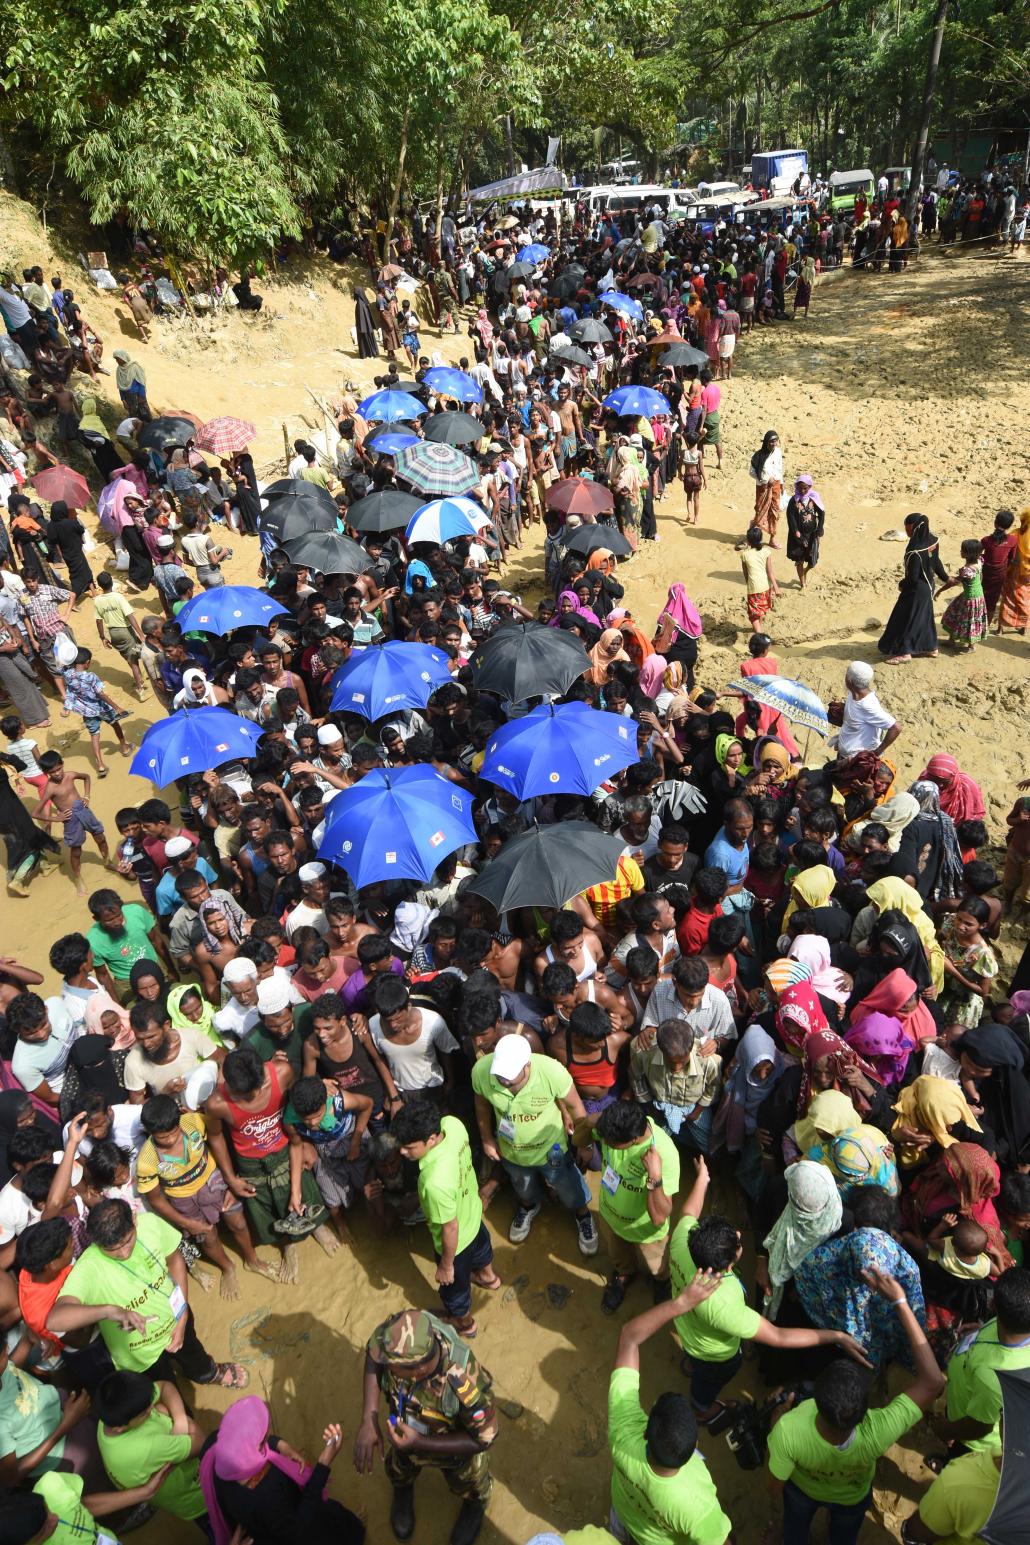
[670,1157,868,1421]
[48,1197,245,1390]
[393,1100,500,1337]
[906,1444,1002,1544]
[8,1465,176,1545]
[95,1370,206,1521]
[573,1100,680,1315]
[935,1265,1030,1453]
[85,889,170,988]
[767,1267,944,1545]
[472,1034,598,1257]
[608,1266,731,1545]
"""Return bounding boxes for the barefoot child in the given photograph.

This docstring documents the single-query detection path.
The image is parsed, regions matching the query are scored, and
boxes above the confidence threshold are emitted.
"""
[283,1075,374,1245]
[680,431,706,526]
[33,749,114,894]
[740,524,779,627]
[93,572,149,700]
[937,539,988,651]
[60,647,133,775]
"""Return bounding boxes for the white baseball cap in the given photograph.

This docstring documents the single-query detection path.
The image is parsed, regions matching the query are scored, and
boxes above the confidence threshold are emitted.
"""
[490,1033,531,1081]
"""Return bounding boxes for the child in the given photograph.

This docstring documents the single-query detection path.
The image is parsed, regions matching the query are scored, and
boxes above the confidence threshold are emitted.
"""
[956,819,988,865]
[921,1021,964,1083]
[93,571,149,700]
[740,524,779,627]
[399,300,421,370]
[33,750,114,894]
[908,1215,992,1351]
[114,806,159,911]
[675,866,728,955]
[937,538,988,650]
[60,647,133,775]
[94,1370,207,1526]
[739,631,779,678]
[979,508,1017,622]
[1003,791,1030,917]
[939,897,998,1028]
[283,1074,374,1243]
[680,431,706,526]
[1,713,47,795]
[700,913,746,1017]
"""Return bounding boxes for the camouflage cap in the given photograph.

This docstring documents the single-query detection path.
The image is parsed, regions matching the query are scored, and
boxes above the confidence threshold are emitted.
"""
[371,1309,439,1366]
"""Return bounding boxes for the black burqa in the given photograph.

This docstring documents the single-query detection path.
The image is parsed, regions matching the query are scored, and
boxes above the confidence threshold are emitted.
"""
[47,501,95,597]
[353,288,378,359]
[232,454,261,536]
[0,760,60,878]
[958,1022,1030,1167]
[121,520,154,590]
[878,515,948,658]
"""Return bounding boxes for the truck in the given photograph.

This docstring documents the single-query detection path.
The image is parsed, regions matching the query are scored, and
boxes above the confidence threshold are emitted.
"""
[829,167,875,214]
[750,149,809,195]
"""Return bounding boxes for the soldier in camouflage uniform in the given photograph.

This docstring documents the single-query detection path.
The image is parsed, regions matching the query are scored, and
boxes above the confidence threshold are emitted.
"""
[353,1307,497,1545]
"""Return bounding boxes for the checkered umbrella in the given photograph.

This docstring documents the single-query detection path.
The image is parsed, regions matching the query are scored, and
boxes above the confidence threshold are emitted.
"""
[394,441,480,497]
[194,416,257,455]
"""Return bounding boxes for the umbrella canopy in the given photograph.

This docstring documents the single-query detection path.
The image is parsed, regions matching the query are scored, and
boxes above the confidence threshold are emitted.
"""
[603,386,669,418]
[138,415,198,450]
[422,366,483,404]
[405,498,482,547]
[503,261,536,284]
[481,703,638,799]
[623,272,662,289]
[544,478,615,518]
[553,272,584,301]
[130,706,264,784]
[981,1368,1030,1545]
[29,465,91,510]
[470,620,589,703]
[549,346,593,370]
[660,342,709,369]
[516,243,551,264]
[194,416,256,455]
[281,530,371,574]
[257,496,338,545]
[378,263,404,281]
[601,292,645,323]
[318,765,476,887]
[466,821,626,912]
[329,640,451,719]
[358,389,425,424]
[423,411,483,447]
[367,431,420,455]
[345,490,423,534]
[262,477,336,510]
[732,674,830,735]
[174,585,288,636]
[394,441,479,497]
[561,524,633,559]
[568,318,613,345]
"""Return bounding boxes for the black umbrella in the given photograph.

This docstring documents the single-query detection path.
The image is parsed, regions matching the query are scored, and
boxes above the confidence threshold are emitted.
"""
[561,524,633,559]
[553,272,584,301]
[465,822,627,912]
[550,346,593,370]
[424,411,483,447]
[257,495,338,545]
[981,1368,1030,1545]
[138,415,198,451]
[503,261,536,284]
[261,478,339,517]
[660,342,709,369]
[568,318,613,345]
[345,490,423,535]
[470,620,588,703]
[282,530,371,574]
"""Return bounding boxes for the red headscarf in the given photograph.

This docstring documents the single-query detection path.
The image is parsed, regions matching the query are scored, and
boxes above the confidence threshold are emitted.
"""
[906,1142,1010,1262]
[775,981,830,1057]
[799,1028,881,1114]
[850,968,937,1048]
[920,754,986,824]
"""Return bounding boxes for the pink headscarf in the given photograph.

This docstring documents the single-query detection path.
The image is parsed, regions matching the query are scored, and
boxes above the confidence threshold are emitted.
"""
[549,589,600,629]
[793,474,825,512]
[845,1012,912,1086]
[638,654,668,698]
[199,1397,324,1545]
[788,935,850,1005]
[83,990,134,1052]
[661,583,703,639]
[920,753,985,824]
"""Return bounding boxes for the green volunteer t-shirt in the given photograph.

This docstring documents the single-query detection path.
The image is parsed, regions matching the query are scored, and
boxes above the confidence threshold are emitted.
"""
[0,1362,63,1470]
[608,1367,730,1545]
[918,1445,1001,1545]
[668,1215,761,1363]
[87,903,157,981]
[62,1211,183,1372]
[98,1383,204,1519]
[599,1123,681,1245]
[34,1471,121,1545]
[418,1114,483,1255]
[471,1053,572,1167]
[767,1392,921,1505]
[945,1319,1030,1450]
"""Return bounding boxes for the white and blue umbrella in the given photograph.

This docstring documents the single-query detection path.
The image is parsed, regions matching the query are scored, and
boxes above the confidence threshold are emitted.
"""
[173,585,288,636]
[602,386,669,418]
[422,366,483,404]
[357,389,425,423]
[405,497,483,547]
[480,702,639,799]
[601,291,644,323]
[318,765,477,886]
[329,640,451,719]
[516,242,550,264]
[130,707,264,784]
[731,674,830,735]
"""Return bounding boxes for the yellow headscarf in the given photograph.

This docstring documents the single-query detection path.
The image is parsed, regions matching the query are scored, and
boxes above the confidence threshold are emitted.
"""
[867,878,944,991]
[782,863,837,929]
[77,396,111,441]
[794,1089,859,1156]
[891,1074,981,1166]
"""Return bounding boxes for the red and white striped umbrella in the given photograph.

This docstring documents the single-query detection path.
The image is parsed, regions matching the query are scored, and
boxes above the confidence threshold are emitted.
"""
[194,416,256,455]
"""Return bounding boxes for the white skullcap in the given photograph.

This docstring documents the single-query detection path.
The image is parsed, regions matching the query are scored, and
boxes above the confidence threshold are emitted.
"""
[298,861,326,884]
[257,979,292,1015]
[317,723,343,744]
[164,835,193,860]
[845,660,875,688]
[223,957,257,984]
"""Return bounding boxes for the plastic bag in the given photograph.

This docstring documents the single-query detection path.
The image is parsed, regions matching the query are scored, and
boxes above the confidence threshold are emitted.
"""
[53,631,79,666]
[0,335,30,371]
[88,267,119,290]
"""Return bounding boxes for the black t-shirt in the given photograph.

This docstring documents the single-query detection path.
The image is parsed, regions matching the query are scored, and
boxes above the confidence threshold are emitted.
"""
[641,852,699,895]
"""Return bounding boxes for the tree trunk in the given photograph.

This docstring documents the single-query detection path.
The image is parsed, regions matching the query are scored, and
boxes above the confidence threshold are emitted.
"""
[434,139,446,249]
[504,114,516,177]
[907,0,949,221]
[382,108,411,263]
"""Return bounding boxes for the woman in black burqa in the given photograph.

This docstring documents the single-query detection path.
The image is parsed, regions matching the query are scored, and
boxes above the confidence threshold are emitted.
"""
[878,512,948,663]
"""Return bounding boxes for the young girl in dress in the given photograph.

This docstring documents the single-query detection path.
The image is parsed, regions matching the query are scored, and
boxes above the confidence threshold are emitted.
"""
[740,524,780,626]
[937,538,988,651]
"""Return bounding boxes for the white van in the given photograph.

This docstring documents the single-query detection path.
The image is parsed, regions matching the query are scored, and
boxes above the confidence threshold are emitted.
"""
[697,180,743,200]
[600,186,692,223]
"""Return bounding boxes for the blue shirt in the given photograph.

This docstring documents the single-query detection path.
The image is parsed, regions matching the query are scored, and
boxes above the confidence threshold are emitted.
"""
[704,831,750,886]
[62,669,107,720]
[155,856,217,915]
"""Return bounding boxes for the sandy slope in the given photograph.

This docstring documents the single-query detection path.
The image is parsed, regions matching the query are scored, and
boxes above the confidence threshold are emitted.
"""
[2,193,1029,1542]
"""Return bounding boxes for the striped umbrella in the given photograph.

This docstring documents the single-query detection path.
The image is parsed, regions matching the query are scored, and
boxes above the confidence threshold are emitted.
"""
[194,416,257,455]
[394,441,480,497]
[731,674,830,735]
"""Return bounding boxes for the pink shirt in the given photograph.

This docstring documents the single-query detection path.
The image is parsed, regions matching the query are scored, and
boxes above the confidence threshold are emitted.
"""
[701,383,721,414]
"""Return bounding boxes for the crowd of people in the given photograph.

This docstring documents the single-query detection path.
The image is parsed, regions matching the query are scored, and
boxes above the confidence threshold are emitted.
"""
[0,194,1028,1545]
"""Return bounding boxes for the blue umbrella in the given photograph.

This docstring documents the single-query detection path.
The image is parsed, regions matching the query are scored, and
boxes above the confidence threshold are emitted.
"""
[480,702,639,798]
[173,585,288,636]
[130,707,264,784]
[516,243,550,264]
[318,764,477,885]
[731,674,830,735]
[405,497,483,547]
[603,386,669,418]
[422,367,483,404]
[367,430,420,455]
[601,291,644,322]
[329,640,451,719]
[357,389,426,423]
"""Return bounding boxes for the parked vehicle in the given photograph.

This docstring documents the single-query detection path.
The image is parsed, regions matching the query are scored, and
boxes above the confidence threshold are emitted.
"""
[737,195,815,232]
[828,167,875,214]
[751,150,809,195]
[881,165,912,193]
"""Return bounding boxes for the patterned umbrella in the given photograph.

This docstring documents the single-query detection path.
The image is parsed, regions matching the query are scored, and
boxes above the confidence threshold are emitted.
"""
[29,465,91,510]
[731,674,830,735]
[394,441,479,497]
[194,416,257,455]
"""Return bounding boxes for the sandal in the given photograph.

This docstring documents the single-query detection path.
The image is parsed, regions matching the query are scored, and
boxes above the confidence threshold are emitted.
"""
[273,1204,326,1236]
[97,767,109,779]
[472,1268,502,1291]
[209,1361,250,1389]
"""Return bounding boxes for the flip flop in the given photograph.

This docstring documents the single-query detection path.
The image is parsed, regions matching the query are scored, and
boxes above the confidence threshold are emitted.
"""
[209,1362,250,1389]
[97,767,109,779]
[472,1269,502,1291]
